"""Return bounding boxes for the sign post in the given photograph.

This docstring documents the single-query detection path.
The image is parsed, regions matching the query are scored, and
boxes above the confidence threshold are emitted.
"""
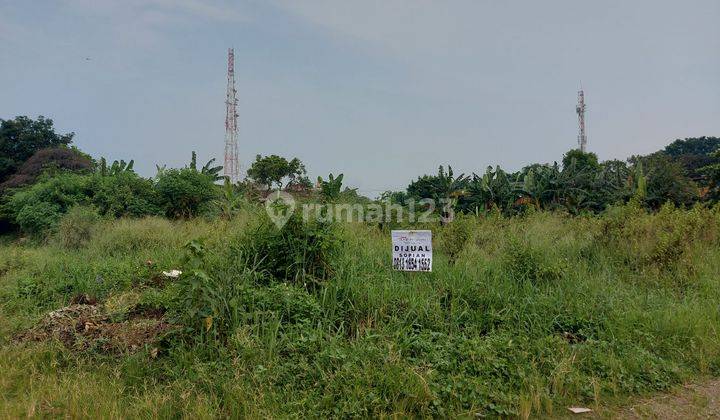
[392,230,432,272]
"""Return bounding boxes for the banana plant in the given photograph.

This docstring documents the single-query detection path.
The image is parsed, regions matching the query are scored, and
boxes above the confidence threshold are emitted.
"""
[216,177,244,219]
[98,159,134,176]
[189,151,223,181]
[201,158,224,182]
[466,165,520,213]
[190,151,197,171]
[632,160,647,202]
[317,173,344,202]
[436,166,468,223]
[98,157,108,176]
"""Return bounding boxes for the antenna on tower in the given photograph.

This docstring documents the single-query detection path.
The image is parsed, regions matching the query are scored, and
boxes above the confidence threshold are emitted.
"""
[576,87,587,152]
[224,48,240,183]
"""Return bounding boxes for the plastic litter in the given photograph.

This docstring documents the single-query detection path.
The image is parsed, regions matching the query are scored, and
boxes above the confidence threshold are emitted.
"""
[162,269,182,278]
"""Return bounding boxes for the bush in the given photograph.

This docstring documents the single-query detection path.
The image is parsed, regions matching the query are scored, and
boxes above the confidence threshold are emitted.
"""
[178,273,322,340]
[4,209,720,417]
[56,205,101,249]
[91,172,161,218]
[237,211,340,284]
[600,202,712,275]
[175,239,322,342]
[88,217,179,255]
[2,172,92,233]
[436,214,474,264]
[14,201,61,234]
[501,238,567,283]
[1,169,165,234]
[155,168,217,218]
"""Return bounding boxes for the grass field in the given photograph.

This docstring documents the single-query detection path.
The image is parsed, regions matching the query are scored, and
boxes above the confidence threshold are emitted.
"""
[1,203,720,418]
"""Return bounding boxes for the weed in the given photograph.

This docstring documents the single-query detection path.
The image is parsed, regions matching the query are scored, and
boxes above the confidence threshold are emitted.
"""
[436,214,474,264]
[2,205,720,417]
[55,205,101,249]
[502,238,568,283]
[236,211,340,285]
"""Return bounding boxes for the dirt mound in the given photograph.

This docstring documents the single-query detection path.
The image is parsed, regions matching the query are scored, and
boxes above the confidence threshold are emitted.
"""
[17,302,170,354]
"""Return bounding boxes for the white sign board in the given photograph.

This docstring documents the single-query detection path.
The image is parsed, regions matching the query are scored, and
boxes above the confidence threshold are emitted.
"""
[392,230,432,272]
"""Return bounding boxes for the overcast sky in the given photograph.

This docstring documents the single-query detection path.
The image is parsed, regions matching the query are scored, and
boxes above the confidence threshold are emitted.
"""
[1,1,718,196]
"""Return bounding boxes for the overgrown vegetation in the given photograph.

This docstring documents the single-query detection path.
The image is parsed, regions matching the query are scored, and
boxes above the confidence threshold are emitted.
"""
[2,205,720,417]
[1,115,720,417]
[237,211,339,284]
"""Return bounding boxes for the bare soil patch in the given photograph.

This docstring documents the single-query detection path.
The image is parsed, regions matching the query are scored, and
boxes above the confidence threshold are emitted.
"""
[16,300,170,354]
[610,379,720,419]
[561,379,720,419]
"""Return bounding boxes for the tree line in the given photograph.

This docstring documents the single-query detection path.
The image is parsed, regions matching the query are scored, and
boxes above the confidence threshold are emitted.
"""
[392,140,719,216]
[0,115,718,235]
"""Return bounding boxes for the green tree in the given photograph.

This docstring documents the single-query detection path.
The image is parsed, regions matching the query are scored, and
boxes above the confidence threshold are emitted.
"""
[633,160,648,202]
[463,165,517,213]
[0,116,74,183]
[664,136,720,157]
[592,159,633,209]
[515,164,560,210]
[408,166,468,222]
[107,159,134,175]
[559,150,602,213]
[287,175,313,191]
[407,166,468,202]
[246,154,306,190]
[379,190,408,206]
[200,158,223,181]
[700,150,720,200]
[631,154,698,208]
[562,149,600,172]
[662,137,720,185]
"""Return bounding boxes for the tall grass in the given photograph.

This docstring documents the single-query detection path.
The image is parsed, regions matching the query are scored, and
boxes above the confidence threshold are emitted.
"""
[1,204,720,417]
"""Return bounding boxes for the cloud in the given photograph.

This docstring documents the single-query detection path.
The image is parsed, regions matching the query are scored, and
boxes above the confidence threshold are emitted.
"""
[62,0,247,23]
[155,0,247,22]
[0,5,32,45]
[270,0,472,53]
[51,0,248,50]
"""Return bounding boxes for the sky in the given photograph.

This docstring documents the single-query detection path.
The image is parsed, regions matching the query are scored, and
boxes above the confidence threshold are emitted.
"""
[1,0,718,196]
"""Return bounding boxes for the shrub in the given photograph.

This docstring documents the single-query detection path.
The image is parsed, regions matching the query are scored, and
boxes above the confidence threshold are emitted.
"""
[88,217,179,255]
[56,205,101,249]
[501,238,567,283]
[91,172,161,218]
[237,211,340,284]
[436,214,474,264]
[600,202,712,275]
[2,172,92,233]
[14,201,61,234]
[155,168,217,218]
[175,239,322,342]
[1,163,164,233]
[179,274,322,340]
